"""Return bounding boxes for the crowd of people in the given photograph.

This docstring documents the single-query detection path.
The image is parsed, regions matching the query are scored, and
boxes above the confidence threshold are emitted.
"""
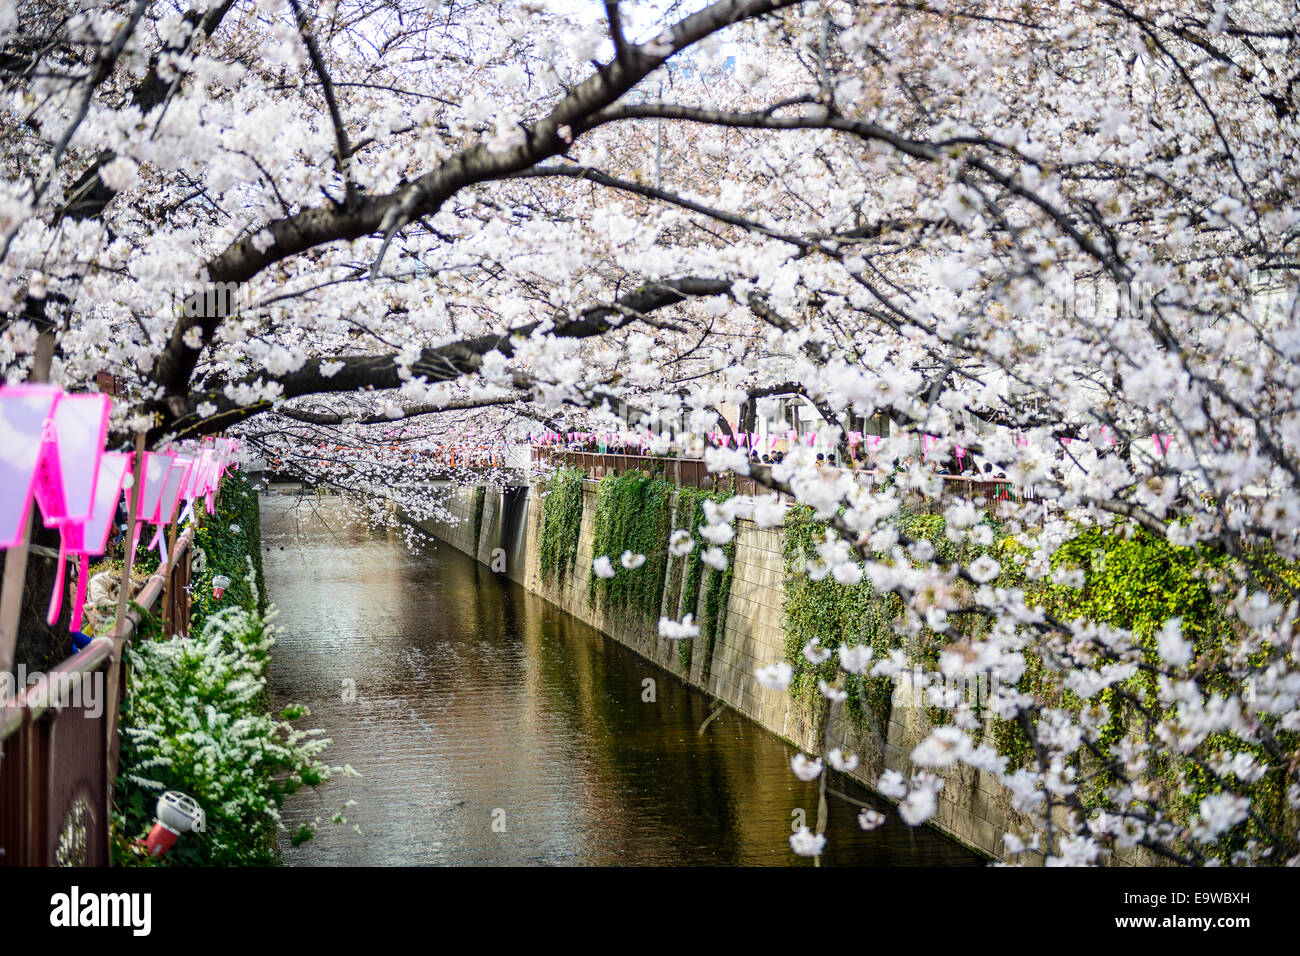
[749,449,1008,481]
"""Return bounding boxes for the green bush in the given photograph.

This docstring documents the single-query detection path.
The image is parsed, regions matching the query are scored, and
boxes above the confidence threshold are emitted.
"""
[781,504,1014,736]
[111,579,338,866]
[112,472,344,866]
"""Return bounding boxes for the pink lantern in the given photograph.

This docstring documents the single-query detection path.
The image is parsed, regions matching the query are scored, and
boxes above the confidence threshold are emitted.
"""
[33,393,112,537]
[158,457,193,525]
[65,451,131,631]
[130,452,173,554]
[0,384,61,549]
[35,394,111,625]
[0,388,113,625]
[144,456,193,563]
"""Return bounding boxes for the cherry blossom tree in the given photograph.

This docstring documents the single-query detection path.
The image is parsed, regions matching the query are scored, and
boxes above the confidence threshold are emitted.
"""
[3,0,1299,864]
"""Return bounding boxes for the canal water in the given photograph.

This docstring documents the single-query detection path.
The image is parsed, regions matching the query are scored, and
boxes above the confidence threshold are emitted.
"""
[262,493,982,866]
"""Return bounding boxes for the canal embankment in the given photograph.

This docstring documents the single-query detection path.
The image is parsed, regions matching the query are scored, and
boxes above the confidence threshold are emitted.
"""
[264,491,980,865]
[409,479,1064,863]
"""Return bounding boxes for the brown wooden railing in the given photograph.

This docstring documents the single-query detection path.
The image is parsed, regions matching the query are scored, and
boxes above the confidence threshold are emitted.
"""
[0,528,193,866]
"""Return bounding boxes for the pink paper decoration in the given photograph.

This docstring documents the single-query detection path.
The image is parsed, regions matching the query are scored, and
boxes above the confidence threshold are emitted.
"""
[75,452,131,559]
[157,457,193,525]
[145,455,194,561]
[186,450,211,500]
[0,384,60,549]
[35,393,111,540]
[130,452,173,553]
[64,451,131,631]
[1153,433,1173,455]
[35,395,112,625]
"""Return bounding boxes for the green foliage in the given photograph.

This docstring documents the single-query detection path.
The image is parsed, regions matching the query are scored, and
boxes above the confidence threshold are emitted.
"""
[1028,527,1299,859]
[190,471,267,627]
[667,486,734,675]
[112,474,344,866]
[780,504,1014,736]
[538,467,584,585]
[112,566,336,867]
[588,471,675,622]
[674,488,708,671]
[698,540,737,684]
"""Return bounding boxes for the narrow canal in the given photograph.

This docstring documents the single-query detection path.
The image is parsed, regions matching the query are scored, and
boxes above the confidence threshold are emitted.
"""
[263,492,982,866]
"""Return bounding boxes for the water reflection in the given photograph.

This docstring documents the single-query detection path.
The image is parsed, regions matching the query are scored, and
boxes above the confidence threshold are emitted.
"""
[263,494,982,866]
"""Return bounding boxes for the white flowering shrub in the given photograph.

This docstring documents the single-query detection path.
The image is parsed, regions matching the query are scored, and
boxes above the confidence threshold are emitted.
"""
[112,599,338,866]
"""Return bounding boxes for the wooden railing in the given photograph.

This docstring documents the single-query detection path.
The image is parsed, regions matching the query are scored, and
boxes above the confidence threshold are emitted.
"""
[0,528,193,866]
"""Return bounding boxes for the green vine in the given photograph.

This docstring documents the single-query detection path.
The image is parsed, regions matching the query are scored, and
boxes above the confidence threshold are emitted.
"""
[670,487,708,671]
[781,504,1015,738]
[191,471,267,627]
[1027,526,1300,861]
[587,471,675,623]
[779,499,1297,862]
[538,467,584,585]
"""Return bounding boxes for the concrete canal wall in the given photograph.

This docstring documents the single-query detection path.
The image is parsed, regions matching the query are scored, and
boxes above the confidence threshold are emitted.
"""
[411,481,1150,865]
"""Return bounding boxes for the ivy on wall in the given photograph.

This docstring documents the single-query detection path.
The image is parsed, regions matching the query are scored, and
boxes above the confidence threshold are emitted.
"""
[190,471,267,626]
[781,504,1016,739]
[1024,527,1299,860]
[588,471,675,622]
[663,485,737,676]
[538,467,584,585]
[570,475,740,681]
[673,488,706,672]
[781,497,1299,862]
